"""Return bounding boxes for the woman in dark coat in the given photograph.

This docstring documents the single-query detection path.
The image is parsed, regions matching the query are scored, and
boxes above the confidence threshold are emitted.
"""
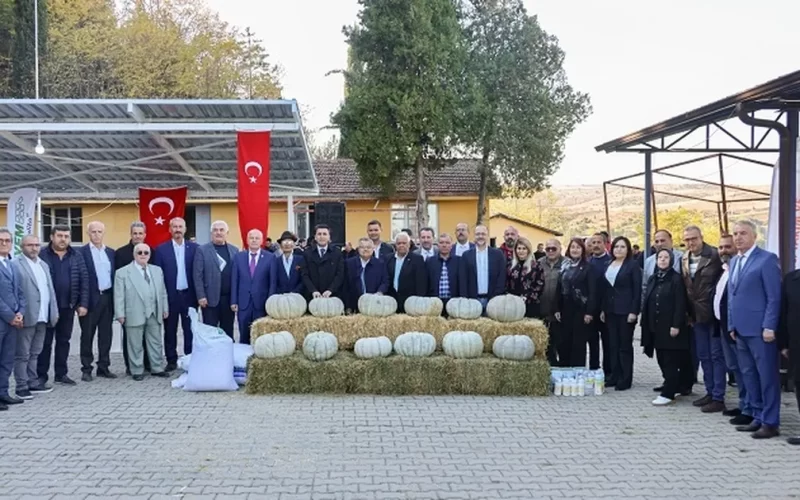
[554,237,596,368]
[641,248,692,405]
[506,237,545,319]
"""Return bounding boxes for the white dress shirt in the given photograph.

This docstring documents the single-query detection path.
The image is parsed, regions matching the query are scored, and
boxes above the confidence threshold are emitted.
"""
[173,240,188,291]
[475,247,489,295]
[714,265,729,321]
[318,245,328,258]
[419,247,435,261]
[90,245,112,291]
[393,254,406,291]
[25,256,50,323]
[282,253,294,277]
[455,242,471,257]
[732,245,756,285]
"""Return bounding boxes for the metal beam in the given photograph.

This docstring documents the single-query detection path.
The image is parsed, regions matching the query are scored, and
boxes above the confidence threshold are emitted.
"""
[0,131,99,192]
[607,182,717,203]
[611,147,781,154]
[655,171,770,197]
[0,122,301,132]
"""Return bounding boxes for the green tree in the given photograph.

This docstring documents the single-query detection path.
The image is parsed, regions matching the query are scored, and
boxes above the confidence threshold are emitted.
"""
[333,0,466,231]
[460,0,590,224]
[633,207,721,246]
[12,0,47,97]
[0,0,15,96]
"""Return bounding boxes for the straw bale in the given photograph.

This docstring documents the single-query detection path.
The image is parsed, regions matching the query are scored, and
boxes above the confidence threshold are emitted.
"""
[246,352,551,396]
[250,314,548,359]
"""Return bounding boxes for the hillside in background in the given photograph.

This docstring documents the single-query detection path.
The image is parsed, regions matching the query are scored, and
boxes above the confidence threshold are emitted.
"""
[489,183,772,245]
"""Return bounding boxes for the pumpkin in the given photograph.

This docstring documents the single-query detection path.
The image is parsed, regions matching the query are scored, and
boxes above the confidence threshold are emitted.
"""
[308,297,345,318]
[253,331,296,359]
[393,332,436,357]
[358,293,397,317]
[445,298,483,320]
[354,336,393,359]
[302,331,339,362]
[266,293,307,319]
[486,294,526,323]
[404,296,444,317]
[442,331,483,359]
[492,335,535,361]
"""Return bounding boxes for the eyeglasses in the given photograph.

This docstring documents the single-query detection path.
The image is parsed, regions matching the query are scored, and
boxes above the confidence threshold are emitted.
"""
[136,251,150,255]
[545,247,557,252]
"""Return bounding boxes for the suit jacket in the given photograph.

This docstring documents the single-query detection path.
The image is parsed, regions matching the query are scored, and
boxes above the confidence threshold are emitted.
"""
[413,246,439,262]
[300,246,345,299]
[232,249,273,313]
[270,253,305,296]
[426,254,460,299]
[193,242,239,308]
[114,241,136,270]
[153,239,198,307]
[348,241,394,261]
[681,243,722,324]
[345,257,389,312]
[601,259,643,316]
[453,242,476,257]
[780,269,800,376]
[0,258,26,326]
[39,244,89,310]
[458,247,506,300]
[80,244,115,309]
[114,263,168,327]
[728,246,781,337]
[14,256,58,327]
[387,253,427,313]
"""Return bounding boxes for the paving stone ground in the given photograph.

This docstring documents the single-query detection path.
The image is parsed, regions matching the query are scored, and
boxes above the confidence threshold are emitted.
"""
[0,321,798,499]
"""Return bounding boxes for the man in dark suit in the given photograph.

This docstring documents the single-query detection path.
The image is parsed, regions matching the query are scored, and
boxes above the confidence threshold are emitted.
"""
[780,257,800,445]
[232,229,273,344]
[345,237,389,312]
[458,225,505,311]
[154,217,198,371]
[194,220,239,339]
[300,224,345,300]
[37,224,88,386]
[365,220,394,261]
[414,227,439,261]
[386,232,427,313]
[270,231,304,296]
[453,223,475,257]
[728,220,782,439]
[0,228,25,409]
[426,233,459,309]
[114,221,150,374]
[79,221,116,381]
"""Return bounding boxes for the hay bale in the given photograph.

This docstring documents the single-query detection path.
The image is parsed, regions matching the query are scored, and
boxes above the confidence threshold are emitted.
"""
[246,352,551,396]
[251,314,548,359]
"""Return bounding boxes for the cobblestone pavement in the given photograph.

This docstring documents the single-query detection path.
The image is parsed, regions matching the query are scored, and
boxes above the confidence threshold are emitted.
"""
[1,323,799,499]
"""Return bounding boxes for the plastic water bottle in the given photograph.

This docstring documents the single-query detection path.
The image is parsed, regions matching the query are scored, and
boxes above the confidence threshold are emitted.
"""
[586,372,595,396]
[554,378,563,396]
[577,376,585,396]
[594,370,605,395]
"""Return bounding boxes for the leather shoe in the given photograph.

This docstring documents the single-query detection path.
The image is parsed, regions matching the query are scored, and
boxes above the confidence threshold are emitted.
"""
[0,402,7,411]
[54,375,77,386]
[81,372,93,382]
[701,401,726,413]
[787,436,800,445]
[723,408,741,417]
[752,425,780,439]
[730,414,754,426]
[96,370,117,379]
[693,395,712,407]
[132,374,144,381]
[736,422,762,432]
[165,362,177,372]
[653,385,664,392]
[0,395,24,405]
[151,371,169,378]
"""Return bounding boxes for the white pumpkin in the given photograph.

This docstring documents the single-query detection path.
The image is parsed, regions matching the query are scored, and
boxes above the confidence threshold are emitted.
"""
[442,331,483,359]
[354,336,393,359]
[404,296,444,317]
[253,331,296,359]
[266,293,307,319]
[302,331,339,362]
[393,332,436,357]
[445,298,483,320]
[492,335,535,361]
[358,293,397,317]
[308,297,345,318]
[486,294,526,323]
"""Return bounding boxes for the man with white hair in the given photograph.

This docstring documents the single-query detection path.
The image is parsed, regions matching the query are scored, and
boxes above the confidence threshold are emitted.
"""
[114,243,169,381]
[194,221,238,339]
[231,229,272,344]
[386,232,427,313]
[114,221,150,374]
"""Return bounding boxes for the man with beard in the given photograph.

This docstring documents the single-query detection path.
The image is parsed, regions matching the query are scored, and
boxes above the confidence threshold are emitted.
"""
[499,226,519,265]
[114,222,150,374]
[715,233,752,425]
[453,223,475,257]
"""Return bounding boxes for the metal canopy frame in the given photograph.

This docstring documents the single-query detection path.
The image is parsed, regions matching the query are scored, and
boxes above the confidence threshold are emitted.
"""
[0,98,319,200]
[596,69,800,272]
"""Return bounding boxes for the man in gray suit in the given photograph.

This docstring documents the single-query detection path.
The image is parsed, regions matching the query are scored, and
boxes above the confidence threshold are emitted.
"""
[114,243,169,381]
[0,228,26,409]
[194,220,238,339]
[14,235,58,400]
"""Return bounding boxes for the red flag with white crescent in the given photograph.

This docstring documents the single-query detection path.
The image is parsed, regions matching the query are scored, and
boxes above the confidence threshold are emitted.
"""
[236,131,270,246]
[138,186,188,247]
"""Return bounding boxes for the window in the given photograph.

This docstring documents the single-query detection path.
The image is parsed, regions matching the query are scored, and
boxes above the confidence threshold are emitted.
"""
[184,205,197,240]
[43,206,83,244]
[294,204,310,240]
[390,202,438,239]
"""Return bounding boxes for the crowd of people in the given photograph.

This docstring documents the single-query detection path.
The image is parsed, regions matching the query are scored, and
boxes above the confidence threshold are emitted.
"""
[0,216,798,444]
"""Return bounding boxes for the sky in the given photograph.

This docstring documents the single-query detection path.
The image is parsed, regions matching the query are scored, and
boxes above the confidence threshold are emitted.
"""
[207,0,800,187]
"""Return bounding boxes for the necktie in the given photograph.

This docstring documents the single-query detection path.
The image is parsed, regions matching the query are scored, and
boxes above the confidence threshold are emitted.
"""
[143,268,150,284]
[733,256,743,285]
[249,253,257,277]
[360,265,367,294]
[320,248,326,258]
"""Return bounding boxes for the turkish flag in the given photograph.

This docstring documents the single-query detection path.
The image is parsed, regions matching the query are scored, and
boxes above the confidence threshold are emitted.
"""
[138,186,188,247]
[237,131,270,246]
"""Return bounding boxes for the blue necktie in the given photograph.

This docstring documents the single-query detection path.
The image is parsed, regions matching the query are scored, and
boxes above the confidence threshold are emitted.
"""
[360,265,367,294]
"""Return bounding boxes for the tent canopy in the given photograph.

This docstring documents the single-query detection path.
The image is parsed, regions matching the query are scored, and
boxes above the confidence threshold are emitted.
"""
[0,98,318,200]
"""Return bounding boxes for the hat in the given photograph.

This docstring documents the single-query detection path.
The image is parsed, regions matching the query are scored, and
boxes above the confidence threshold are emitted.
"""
[278,231,297,243]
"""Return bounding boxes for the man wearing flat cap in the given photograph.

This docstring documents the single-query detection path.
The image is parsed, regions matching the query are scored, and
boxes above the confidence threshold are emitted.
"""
[270,231,305,296]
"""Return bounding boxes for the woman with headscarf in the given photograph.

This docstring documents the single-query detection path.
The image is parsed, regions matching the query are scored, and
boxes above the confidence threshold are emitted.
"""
[554,238,597,367]
[506,237,545,318]
[641,248,692,405]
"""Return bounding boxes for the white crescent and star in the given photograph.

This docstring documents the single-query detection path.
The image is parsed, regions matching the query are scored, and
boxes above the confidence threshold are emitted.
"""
[244,161,263,184]
[148,197,175,226]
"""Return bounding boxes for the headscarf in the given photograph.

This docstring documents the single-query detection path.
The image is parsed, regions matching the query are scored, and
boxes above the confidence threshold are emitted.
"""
[654,248,674,283]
